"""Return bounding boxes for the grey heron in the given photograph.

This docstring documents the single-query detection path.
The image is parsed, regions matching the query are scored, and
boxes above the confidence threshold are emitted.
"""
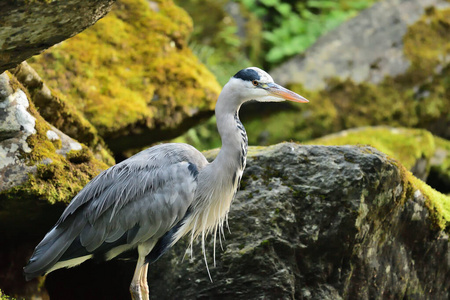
[24,67,308,299]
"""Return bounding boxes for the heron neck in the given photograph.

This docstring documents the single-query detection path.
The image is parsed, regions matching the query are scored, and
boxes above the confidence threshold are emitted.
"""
[211,93,248,177]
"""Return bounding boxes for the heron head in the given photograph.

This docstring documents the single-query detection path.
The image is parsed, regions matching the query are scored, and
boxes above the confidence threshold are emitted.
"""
[230,67,309,104]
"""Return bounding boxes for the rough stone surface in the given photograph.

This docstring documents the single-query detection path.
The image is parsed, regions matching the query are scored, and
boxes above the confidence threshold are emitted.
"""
[271,0,450,90]
[35,144,449,300]
[0,0,115,73]
[307,127,450,195]
[0,73,37,191]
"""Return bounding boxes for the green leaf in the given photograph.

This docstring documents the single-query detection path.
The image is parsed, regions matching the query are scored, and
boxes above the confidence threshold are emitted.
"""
[260,0,279,7]
[276,3,291,16]
[307,0,338,9]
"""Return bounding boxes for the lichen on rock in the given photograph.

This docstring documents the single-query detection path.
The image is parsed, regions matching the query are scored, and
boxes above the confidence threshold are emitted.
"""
[0,73,37,191]
[0,71,110,225]
[10,62,114,165]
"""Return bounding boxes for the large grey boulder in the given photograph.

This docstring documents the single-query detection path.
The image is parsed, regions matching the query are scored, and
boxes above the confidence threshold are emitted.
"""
[42,143,449,299]
[147,144,449,299]
[0,0,116,73]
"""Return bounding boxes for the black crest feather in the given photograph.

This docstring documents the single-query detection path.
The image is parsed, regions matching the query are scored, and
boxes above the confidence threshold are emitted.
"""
[233,68,260,82]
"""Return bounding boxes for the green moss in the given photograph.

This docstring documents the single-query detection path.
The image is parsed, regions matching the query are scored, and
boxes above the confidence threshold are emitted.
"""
[0,290,15,300]
[24,0,53,4]
[260,239,270,246]
[66,145,94,164]
[307,127,435,170]
[10,61,114,164]
[404,169,450,231]
[33,87,104,149]
[403,7,450,80]
[385,153,450,231]
[28,0,220,138]
[243,7,450,146]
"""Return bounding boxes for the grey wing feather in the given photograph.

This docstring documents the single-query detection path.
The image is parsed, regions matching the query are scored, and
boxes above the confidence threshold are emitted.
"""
[24,143,208,279]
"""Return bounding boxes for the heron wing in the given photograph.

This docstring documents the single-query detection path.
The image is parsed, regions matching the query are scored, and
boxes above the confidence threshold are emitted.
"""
[24,143,208,279]
[80,160,198,249]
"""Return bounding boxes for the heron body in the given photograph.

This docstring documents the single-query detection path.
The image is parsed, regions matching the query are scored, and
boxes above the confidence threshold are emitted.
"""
[24,67,308,299]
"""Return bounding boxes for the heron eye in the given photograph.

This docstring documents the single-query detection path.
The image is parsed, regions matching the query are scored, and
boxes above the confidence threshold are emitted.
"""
[252,80,259,86]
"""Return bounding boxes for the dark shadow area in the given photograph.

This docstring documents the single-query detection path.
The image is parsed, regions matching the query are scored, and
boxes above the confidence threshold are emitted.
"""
[46,260,135,300]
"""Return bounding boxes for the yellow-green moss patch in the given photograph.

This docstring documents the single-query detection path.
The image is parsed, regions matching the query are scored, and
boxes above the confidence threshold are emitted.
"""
[0,290,15,300]
[10,62,114,164]
[406,170,450,231]
[28,0,220,138]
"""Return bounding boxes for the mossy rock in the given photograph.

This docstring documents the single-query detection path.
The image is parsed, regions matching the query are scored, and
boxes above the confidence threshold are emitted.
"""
[309,125,450,229]
[10,62,115,165]
[0,290,15,300]
[27,0,221,155]
[307,126,450,195]
[0,71,111,236]
[245,2,450,145]
[152,144,449,299]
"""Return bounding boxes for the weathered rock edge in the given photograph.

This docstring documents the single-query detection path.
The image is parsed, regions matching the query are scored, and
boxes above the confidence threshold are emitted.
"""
[0,0,116,73]
[42,143,449,299]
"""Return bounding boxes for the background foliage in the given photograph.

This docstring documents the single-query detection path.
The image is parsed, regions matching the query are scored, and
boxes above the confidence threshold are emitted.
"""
[242,0,377,66]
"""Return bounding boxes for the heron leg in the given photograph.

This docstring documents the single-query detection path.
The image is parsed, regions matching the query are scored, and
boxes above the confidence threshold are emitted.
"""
[130,256,146,300]
[140,263,149,300]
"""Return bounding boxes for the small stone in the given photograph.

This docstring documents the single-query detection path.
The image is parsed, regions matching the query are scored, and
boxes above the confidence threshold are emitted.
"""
[46,130,60,141]
[69,142,82,151]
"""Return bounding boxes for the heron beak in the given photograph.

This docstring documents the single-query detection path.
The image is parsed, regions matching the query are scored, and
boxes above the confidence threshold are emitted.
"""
[266,83,309,103]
